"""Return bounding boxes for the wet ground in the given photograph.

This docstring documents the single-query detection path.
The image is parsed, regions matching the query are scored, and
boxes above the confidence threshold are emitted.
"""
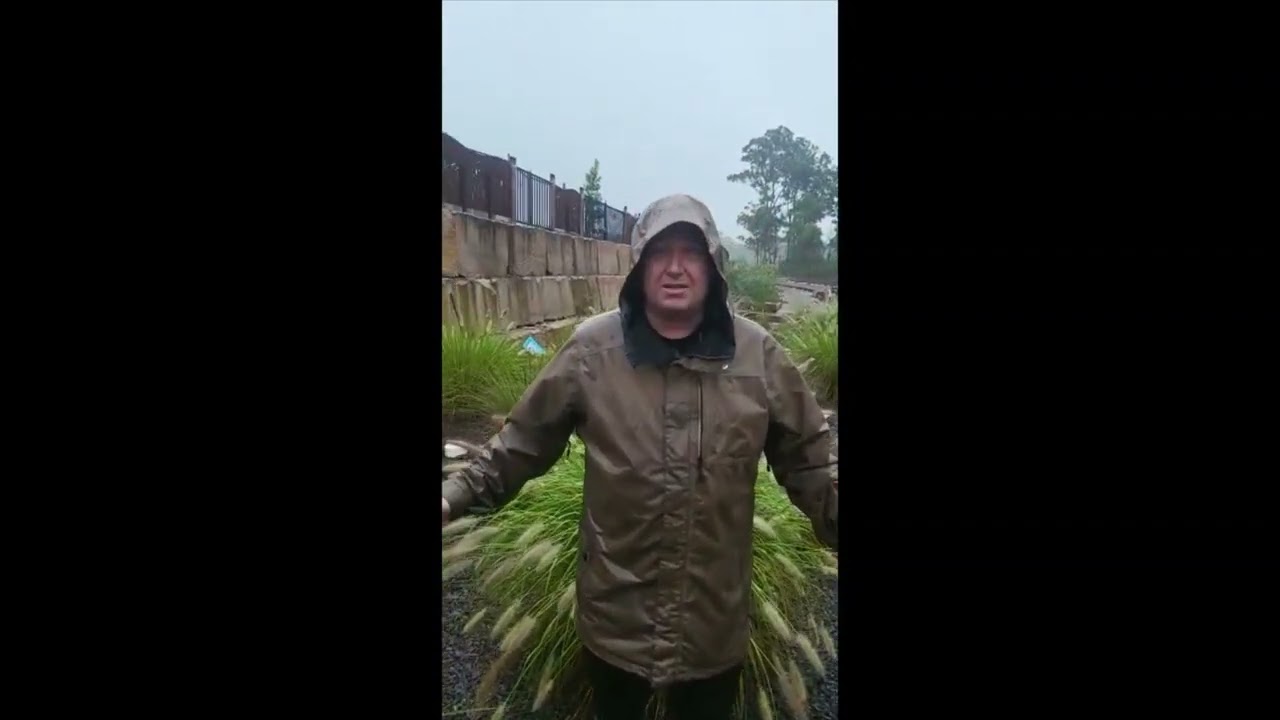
[443,414,500,448]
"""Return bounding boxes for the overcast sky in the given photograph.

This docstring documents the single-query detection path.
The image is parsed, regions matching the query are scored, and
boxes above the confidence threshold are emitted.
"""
[442,0,838,241]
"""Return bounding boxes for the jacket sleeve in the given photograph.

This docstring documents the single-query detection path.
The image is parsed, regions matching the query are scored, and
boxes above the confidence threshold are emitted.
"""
[441,337,582,517]
[762,335,839,550]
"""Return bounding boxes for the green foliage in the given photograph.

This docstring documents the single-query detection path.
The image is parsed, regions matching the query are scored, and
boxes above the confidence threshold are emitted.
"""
[442,440,838,719]
[442,323,561,420]
[727,126,838,265]
[726,261,781,311]
[778,257,838,284]
[774,305,839,407]
[583,159,602,201]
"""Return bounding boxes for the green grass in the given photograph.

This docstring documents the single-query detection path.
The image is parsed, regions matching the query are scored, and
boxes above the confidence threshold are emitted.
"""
[726,261,781,311]
[442,438,838,720]
[774,304,839,408]
[442,322,560,420]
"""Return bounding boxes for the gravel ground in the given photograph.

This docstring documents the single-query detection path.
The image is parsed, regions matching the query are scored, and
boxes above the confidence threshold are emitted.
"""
[441,418,840,720]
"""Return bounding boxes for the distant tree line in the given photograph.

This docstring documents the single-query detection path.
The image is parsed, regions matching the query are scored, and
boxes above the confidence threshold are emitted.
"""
[727,126,838,274]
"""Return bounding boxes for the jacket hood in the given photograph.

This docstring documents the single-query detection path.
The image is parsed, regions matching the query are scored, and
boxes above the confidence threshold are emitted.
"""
[617,194,735,364]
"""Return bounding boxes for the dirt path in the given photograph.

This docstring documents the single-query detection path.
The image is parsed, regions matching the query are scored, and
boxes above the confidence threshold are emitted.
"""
[777,279,835,315]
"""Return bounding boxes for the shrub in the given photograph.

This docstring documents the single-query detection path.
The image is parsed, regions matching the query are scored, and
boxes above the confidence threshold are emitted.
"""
[442,438,838,719]
[778,257,838,285]
[774,305,839,408]
[442,322,560,419]
[726,261,781,311]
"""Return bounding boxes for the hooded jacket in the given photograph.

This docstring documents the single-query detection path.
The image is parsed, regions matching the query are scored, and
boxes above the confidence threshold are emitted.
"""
[441,194,838,686]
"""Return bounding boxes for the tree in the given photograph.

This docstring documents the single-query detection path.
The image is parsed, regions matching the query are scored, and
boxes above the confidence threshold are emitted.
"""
[582,159,604,237]
[583,159,602,201]
[727,127,837,266]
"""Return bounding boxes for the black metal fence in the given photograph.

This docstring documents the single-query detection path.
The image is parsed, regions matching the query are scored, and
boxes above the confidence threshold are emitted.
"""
[584,196,632,244]
[513,168,555,229]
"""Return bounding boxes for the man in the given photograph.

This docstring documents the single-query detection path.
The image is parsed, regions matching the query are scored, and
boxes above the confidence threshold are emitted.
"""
[442,194,838,720]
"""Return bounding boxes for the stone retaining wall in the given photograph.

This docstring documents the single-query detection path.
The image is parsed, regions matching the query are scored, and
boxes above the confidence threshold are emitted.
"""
[442,207,633,328]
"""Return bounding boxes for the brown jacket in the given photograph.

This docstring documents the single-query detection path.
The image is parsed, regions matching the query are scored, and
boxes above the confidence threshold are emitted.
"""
[442,194,838,686]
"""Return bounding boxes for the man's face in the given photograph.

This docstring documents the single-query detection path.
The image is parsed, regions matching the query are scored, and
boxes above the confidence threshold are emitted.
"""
[642,226,712,315]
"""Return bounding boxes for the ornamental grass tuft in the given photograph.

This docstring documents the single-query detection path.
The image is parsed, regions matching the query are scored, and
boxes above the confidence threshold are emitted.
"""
[442,437,837,719]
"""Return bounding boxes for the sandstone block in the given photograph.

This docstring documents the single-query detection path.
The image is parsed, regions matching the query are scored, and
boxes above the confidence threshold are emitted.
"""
[570,276,595,316]
[616,244,635,274]
[544,232,565,275]
[520,277,545,325]
[589,277,605,312]
[559,278,575,319]
[491,277,519,327]
[562,236,576,275]
[572,237,598,275]
[457,215,509,278]
[540,277,576,321]
[443,280,456,325]
[509,226,547,277]
[443,279,477,328]
[601,276,627,310]
[597,240,620,275]
[442,210,461,277]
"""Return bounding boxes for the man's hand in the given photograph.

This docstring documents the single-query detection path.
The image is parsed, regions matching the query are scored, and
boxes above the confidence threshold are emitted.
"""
[442,497,451,527]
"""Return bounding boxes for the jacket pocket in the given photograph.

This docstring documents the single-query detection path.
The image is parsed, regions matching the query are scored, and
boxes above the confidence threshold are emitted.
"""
[704,375,770,460]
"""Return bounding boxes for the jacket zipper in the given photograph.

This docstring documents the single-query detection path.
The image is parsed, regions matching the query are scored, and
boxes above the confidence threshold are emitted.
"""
[695,375,703,473]
[674,372,700,673]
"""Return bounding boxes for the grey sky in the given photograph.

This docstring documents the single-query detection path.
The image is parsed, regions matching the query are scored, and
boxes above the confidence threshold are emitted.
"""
[442,0,838,242]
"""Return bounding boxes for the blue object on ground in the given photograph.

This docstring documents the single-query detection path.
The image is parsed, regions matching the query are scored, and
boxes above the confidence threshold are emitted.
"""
[521,336,547,356]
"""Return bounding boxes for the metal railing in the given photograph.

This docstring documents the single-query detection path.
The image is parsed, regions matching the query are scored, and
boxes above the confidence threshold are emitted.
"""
[442,133,636,243]
[513,168,555,229]
[583,196,632,244]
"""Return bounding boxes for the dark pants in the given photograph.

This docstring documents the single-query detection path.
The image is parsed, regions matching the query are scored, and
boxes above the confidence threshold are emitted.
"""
[584,648,741,720]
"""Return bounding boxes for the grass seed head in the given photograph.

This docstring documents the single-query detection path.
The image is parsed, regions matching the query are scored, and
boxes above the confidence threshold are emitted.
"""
[532,659,556,711]
[777,554,806,581]
[443,526,501,561]
[761,600,793,641]
[818,564,839,577]
[514,522,545,549]
[518,539,556,569]
[442,557,474,581]
[442,515,480,536]
[789,658,808,706]
[794,633,825,676]
[463,608,487,634]
[557,583,576,614]
[753,515,778,538]
[499,614,538,655]
[490,601,520,640]
[818,623,836,657]
[535,542,562,572]
[488,701,506,720]
[475,651,517,709]
[776,657,808,720]
[778,653,808,712]
[756,687,775,720]
[481,557,516,590]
